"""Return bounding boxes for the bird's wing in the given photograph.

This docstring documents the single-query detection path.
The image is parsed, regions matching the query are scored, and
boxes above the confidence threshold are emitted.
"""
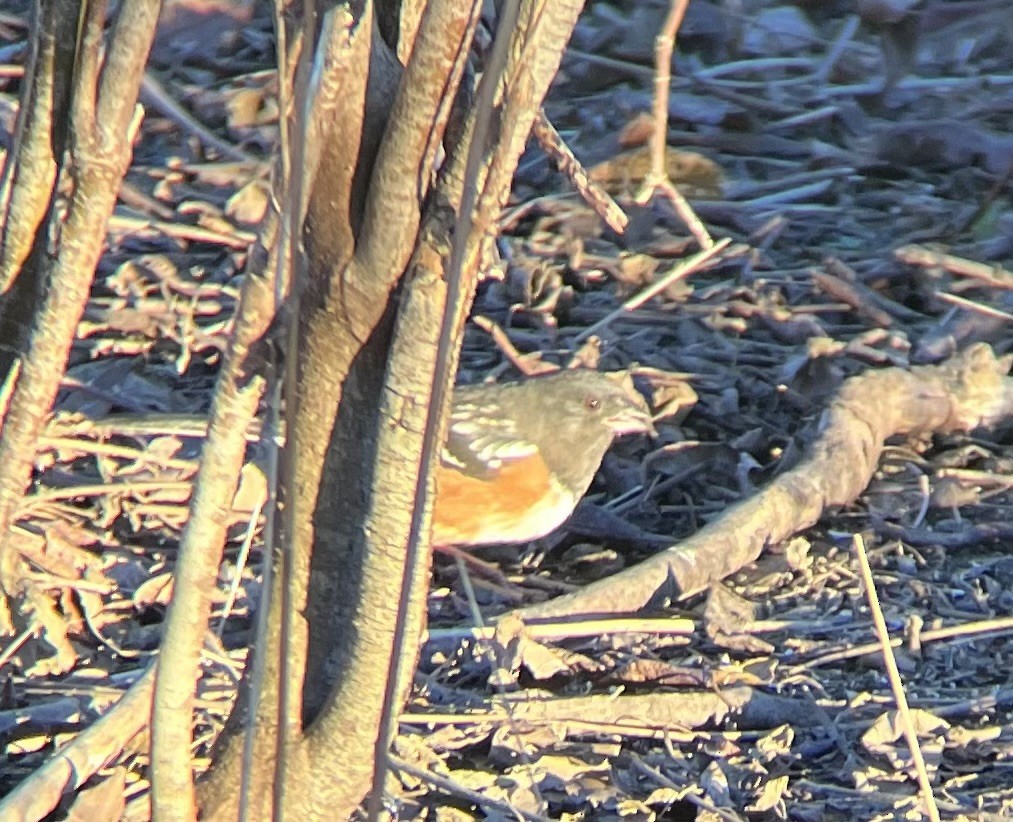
[443,398,537,475]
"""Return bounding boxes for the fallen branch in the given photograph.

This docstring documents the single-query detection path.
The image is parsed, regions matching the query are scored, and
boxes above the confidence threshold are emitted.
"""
[0,664,155,821]
[404,687,827,736]
[516,344,1013,621]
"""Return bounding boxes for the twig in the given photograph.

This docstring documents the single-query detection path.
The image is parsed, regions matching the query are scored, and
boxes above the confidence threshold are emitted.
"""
[140,73,258,164]
[426,616,695,643]
[851,534,941,822]
[793,779,1002,821]
[634,0,713,250]
[0,664,156,821]
[630,755,746,822]
[894,244,1013,288]
[692,56,816,80]
[531,110,628,233]
[387,754,548,822]
[934,291,1013,322]
[107,213,256,249]
[813,15,860,86]
[471,315,557,376]
[796,615,1013,670]
[575,237,730,342]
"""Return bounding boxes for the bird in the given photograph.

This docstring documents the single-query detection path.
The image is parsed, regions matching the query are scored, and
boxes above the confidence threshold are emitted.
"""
[430,369,655,550]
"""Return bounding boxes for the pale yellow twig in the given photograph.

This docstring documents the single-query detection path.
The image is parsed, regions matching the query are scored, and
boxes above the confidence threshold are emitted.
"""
[852,534,941,822]
[635,0,713,249]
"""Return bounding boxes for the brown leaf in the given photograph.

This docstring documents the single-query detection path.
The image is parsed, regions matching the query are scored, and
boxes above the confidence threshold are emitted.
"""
[588,146,724,198]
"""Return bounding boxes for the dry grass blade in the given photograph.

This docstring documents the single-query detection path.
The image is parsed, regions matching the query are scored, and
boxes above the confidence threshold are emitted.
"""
[852,533,941,822]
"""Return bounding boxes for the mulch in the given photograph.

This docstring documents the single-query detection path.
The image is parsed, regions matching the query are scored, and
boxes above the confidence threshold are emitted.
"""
[0,1,1010,819]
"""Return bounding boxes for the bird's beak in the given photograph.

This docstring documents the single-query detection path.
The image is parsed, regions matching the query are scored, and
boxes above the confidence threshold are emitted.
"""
[608,405,657,438]
[602,371,657,437]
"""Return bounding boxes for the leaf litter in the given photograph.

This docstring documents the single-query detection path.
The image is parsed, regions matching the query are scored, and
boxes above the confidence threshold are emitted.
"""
[0,0,1011,819]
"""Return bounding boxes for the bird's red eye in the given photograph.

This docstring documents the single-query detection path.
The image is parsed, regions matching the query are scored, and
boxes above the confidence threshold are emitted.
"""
[584,395,601,411]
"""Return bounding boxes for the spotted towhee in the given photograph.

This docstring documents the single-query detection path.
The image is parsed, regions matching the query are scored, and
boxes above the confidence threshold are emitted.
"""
[431,369,655,550]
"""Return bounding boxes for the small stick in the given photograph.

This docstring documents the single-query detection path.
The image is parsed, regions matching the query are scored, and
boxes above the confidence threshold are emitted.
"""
[140,73,258,164]
[852,533,941,822]
[634,0,713,250]
[575,237,730,342]
[531,110,628,233]
[935,291,1013,322]
[894,244,1013,287]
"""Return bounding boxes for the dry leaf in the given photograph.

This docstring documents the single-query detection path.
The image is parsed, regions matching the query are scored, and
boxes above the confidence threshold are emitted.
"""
[617,112,655,147]
[588,146,724,198]
[225,179,271,226]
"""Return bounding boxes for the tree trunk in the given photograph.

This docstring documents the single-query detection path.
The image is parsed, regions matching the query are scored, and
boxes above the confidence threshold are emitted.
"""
[196,1,586,817]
